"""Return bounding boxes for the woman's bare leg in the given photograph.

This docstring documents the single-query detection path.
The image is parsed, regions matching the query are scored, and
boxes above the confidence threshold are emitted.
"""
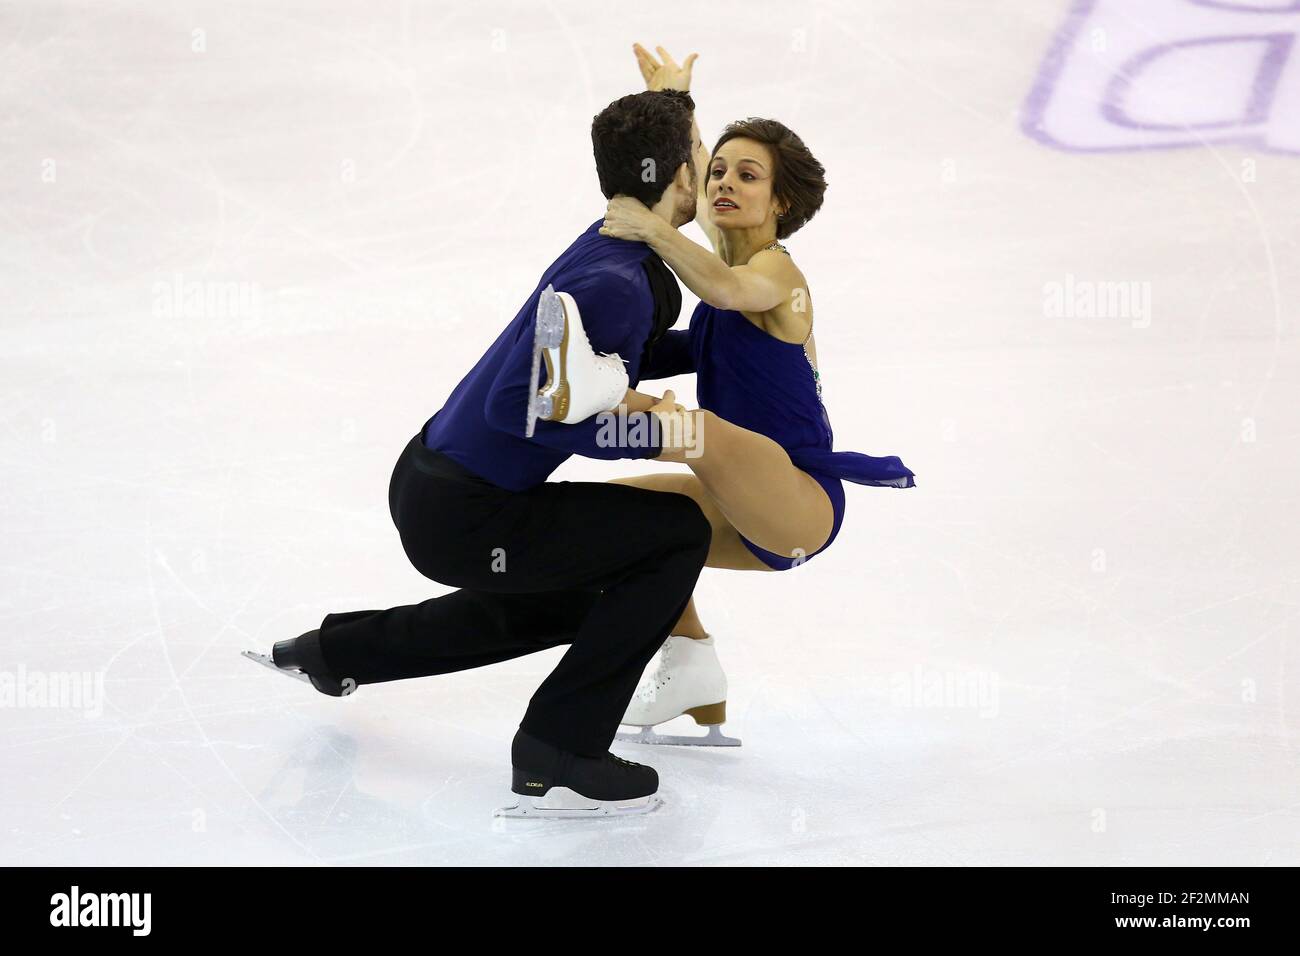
[671,596,708,640]
[606,472,772,572]
[655,409,835,560]
[607,472,773,643]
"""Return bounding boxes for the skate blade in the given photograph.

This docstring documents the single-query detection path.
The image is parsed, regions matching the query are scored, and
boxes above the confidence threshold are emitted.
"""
[494,787,662,819]
[525,284,565,437]
[615,724,742,747]
[240,649,312,685]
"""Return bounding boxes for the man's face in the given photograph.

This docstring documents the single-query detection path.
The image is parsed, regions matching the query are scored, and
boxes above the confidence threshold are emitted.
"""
[670,127,701,227]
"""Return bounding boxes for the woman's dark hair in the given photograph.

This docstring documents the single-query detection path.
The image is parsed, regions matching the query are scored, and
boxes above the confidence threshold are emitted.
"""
[712,118,827,239]
[591,90,695,206]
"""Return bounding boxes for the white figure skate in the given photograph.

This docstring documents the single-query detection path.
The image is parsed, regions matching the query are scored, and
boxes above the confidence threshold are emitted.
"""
[616,634,741,747]
[525,284,630,437]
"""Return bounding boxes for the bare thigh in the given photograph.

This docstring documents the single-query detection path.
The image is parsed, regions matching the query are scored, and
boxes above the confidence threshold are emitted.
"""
[606,473,776,572]
[682,410,835,560]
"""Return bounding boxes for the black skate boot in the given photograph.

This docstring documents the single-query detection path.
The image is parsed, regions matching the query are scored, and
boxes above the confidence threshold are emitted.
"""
[240,629,352,697]
[495,729,661,818]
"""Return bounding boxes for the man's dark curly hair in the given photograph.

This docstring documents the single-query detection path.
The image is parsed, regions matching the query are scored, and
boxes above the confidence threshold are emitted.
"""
[591,89,695,207]
[713,117,827,239]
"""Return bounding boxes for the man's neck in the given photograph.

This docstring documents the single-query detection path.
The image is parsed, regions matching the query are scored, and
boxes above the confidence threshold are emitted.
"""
[648,190,682,229]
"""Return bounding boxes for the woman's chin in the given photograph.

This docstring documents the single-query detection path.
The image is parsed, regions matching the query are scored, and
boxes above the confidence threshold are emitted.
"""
[707,210,742,230]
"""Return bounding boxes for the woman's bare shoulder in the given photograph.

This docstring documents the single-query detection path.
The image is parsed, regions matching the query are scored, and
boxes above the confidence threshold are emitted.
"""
[757,256,812,342]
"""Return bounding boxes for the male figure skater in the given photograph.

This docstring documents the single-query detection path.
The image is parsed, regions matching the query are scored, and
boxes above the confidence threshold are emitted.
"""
[244,90,708,816]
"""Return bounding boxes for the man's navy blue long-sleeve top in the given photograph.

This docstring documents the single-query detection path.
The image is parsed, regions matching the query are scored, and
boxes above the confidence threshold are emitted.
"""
[421,219,694,492]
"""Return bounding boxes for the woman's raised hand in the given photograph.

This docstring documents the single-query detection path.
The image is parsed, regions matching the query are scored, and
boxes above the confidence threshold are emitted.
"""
[633,43,698,92]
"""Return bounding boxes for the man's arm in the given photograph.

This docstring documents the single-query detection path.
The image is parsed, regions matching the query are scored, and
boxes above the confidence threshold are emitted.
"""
[482,278,665,460]
[518,407,665,460]
[639,329,694,380]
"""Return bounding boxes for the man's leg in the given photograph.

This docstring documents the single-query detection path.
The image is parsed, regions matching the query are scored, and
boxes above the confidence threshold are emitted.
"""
[514,490,712,754]
[317,588,601,684]
[316,452,712,755]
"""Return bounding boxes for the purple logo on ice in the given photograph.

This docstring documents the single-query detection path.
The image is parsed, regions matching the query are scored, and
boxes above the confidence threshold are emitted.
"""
[1023,0,1300,153]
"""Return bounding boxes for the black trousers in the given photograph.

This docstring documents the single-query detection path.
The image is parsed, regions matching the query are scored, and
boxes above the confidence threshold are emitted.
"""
[315,434,713,756]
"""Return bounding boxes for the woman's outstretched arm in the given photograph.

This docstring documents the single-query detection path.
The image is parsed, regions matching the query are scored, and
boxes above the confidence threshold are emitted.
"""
[603,202,789,313]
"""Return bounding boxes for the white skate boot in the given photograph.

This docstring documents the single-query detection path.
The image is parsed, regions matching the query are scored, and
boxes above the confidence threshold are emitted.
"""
[616,634,741,747]
[525,284,630,437]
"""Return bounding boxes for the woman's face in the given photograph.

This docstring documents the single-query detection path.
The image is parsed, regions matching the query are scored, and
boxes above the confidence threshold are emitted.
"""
[706,138,783,231]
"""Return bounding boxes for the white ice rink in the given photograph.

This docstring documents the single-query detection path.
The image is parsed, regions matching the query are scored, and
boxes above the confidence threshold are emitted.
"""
[2,0,1298,865]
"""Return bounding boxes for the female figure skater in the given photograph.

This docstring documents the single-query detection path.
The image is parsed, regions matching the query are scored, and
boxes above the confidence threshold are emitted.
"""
[533,45,915,745]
